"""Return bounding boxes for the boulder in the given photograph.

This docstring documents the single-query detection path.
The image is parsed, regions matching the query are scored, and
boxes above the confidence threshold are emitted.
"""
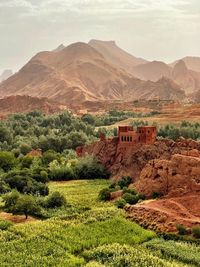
[135,154,200,198]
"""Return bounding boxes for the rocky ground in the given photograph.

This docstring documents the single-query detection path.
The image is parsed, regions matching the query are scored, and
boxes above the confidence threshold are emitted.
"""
[81,138,200,232]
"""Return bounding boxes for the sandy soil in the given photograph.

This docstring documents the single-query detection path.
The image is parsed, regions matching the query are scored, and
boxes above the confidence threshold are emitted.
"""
[0,212,37,224]
[127,194,200,232]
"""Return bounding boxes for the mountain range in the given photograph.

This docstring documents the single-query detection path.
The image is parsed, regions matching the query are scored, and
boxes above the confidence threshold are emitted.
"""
[0,40,200,107]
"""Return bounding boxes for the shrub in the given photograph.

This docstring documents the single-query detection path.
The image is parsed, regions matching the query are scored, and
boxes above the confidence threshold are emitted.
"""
[75,156,110,180]
[0,151,16,172]
[3,190,20,210]
[192,226,200,239]
[176,224,188,235]
[4,172,49,196]
[41,150,61,166]
[49,165,75,181]
[115,198,127,209]
[0,219,13,230]
[118,176,132,189]
[13,194,41,219]
[152,191,162,199]
[122,188,137,195]
[0,179,11,194]
[20,156,33,168]
[40,170,49,182]
[122,193,139,205]
[98,188,112,201]
[46,192,66,208]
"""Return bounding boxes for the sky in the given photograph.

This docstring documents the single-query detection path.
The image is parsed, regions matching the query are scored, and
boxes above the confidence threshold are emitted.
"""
[0,0,200,74]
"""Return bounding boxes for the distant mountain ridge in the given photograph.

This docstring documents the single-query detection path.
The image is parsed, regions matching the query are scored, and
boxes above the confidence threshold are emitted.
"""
[88,39,147,73]
[0,40,189,105]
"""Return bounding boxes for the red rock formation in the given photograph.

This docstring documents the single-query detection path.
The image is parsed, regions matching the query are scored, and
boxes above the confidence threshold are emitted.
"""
[125,153,200,233]
[134,154,200,198]
[27,149,42,157]
[126,194,200,233]
[80,136,200,181]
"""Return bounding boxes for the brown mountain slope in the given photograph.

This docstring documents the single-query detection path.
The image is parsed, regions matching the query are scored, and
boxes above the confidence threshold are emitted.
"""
[132,59,200,94]
[172,60,200,94]
[88,39,147,73]
[0,95,62,115]
[171,56,200,72]
[0,42,185,104]
[132,77,185,101]
[133,61,171,81]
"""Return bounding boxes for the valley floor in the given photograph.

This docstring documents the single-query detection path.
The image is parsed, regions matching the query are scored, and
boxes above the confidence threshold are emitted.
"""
[0,180,199,266]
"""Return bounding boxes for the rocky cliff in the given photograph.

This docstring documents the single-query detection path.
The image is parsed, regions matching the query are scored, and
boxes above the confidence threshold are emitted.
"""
[135,153,200,198]
[81,138,200,181]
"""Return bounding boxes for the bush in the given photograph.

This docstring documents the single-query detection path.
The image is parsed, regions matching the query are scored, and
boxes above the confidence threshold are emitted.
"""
[176,224,188,235]
[0,219,13,230]
[98,188,112,201]
[122,188,137,195]
[192,226,200,239]
[115,198,127,209]
[13,194,41,219]
[49,165,75,181]
[4,171,49,196]
[40,170,49,183]
[3,190,20,210]
[46,192,66,208]
[41,150,61,166]
[122,193,139,205]
[152,191,162,199]
[20,156,33,168]
[0,151,16,172]
[118,176,132,189]
[75,156,110,180]
[0,179,11,194]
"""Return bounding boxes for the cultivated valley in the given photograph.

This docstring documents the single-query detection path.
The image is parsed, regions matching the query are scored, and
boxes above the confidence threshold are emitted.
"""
[1,1,200,265]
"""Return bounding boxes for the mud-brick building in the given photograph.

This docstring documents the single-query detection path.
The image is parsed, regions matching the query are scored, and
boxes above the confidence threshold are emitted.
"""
[118,126,157,147]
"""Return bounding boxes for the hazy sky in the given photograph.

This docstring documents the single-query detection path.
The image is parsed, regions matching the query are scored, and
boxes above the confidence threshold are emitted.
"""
[0,0,200,73]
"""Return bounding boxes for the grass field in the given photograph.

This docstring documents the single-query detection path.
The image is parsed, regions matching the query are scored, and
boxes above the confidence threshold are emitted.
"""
[0,180,199,266]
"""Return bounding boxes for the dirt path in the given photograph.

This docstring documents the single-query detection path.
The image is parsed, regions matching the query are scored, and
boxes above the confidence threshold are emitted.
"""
[127,194,200,232]
[0,212,37,224]
[141,199,200,224]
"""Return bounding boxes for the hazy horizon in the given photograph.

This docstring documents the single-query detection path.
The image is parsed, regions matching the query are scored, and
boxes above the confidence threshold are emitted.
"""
[0,0,200,74]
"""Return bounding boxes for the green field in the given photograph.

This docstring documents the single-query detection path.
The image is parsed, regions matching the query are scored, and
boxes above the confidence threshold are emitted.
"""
[0,180,199,266]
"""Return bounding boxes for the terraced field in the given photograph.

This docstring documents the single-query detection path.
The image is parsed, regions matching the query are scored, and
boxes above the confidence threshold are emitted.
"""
[0,180,199,266]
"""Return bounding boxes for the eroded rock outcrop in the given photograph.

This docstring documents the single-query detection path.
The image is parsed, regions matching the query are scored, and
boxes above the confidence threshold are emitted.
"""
[81,138,200,181]
[125,194,200,233]
[134,154,200,198]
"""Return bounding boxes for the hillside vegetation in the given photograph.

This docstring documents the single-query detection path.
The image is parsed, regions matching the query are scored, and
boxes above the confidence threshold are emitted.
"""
[0,180,198,266]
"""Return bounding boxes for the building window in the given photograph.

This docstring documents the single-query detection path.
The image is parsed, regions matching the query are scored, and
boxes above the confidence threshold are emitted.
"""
[121,136,123,142]
[130,137,132,142]
[124,136,126,142]
[127,136,129,142]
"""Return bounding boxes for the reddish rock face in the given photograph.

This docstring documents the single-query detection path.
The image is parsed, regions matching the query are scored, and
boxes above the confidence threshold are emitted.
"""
[135,154,200,198]
[79,136,200,181]
[27,149,42,157]
[126,194,200,233]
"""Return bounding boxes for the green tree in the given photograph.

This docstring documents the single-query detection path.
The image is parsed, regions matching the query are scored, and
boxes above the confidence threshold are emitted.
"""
[81,114,95,125]
[3,190,20,210]
[46,192,66,208]
[13,195,40,219]
[0,151,16,172]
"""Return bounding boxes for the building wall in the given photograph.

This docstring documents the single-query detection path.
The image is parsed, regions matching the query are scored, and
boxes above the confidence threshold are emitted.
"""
[118,126,157,147]
[137,126,157,144]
